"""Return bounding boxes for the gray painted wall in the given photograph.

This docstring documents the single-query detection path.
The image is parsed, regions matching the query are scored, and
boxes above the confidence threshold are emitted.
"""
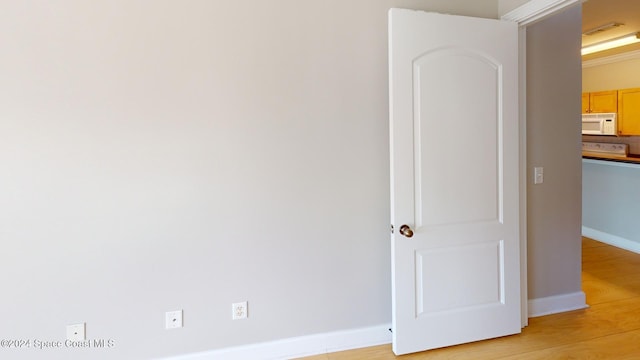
[0,1,499,359]
[526,5,583,299]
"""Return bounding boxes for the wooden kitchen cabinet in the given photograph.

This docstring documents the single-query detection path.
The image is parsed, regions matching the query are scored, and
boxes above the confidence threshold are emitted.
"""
[582,90,617,113]
[618,88,640,135]
[582,93,590,113]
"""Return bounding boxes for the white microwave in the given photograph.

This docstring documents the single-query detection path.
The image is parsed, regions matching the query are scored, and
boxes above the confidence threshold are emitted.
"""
[582,113,617,136]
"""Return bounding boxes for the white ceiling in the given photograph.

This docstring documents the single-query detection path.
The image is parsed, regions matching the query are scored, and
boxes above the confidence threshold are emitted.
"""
[582,0,640,58]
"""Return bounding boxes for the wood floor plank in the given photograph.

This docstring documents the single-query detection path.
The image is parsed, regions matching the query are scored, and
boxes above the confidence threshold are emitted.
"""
[583,275,640,305]
[582,237,607,248]
[301,354,329,360]
[497,329,640,360]
[297,238,640,360]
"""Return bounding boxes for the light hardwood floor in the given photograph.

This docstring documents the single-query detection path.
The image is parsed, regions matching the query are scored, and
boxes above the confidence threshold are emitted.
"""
[300,237,640,359]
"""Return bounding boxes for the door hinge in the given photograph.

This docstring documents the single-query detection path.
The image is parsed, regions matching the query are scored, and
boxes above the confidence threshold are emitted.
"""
[390,224,394,234]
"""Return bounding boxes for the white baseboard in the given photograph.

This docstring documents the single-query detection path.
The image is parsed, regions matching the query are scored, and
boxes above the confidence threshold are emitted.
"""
[166,289,592,359]
[582,226,640,254]
[528,291,588,317]
[162,324,392,360]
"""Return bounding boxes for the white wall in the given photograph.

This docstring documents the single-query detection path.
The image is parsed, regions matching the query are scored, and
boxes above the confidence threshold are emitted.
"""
[0,1,499,359]
[526,5,583,299]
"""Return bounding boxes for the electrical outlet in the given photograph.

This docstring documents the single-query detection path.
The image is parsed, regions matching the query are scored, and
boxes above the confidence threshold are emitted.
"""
[67,323,86,341]
[165,310,183,329]
[232,301,248,320]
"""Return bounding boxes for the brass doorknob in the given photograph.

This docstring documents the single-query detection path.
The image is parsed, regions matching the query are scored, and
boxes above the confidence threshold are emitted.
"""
[399,225,414,238]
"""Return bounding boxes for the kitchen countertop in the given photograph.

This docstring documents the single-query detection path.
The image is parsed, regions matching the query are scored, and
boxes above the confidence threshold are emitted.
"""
[582,151,640,164]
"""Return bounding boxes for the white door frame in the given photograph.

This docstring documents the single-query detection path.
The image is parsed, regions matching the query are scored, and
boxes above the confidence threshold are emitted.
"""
[500,0,582,327]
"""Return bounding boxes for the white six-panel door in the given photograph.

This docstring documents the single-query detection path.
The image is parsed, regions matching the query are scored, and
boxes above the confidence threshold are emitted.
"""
[389,9,521,355]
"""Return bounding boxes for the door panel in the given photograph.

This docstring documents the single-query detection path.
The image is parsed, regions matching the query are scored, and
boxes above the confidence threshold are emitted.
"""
[618,88,640,135]
[389,9,521,355]
[590,90,617,113]
[416,240,504,315]
[414,48,500,227]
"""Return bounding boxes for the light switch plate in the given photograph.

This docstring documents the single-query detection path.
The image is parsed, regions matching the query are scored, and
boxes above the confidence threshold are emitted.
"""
[534,167,544,184]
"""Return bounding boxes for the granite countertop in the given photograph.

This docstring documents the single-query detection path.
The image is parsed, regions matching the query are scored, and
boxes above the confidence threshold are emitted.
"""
[582,151,640,164]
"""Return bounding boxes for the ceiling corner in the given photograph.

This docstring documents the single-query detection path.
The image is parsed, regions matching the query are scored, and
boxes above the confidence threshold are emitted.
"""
[501,0,582,26]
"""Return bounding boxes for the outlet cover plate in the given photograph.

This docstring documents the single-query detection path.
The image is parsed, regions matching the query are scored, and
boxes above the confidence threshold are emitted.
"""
[166,310,183,329]
[67,323,86,341]
[232,301,248,320]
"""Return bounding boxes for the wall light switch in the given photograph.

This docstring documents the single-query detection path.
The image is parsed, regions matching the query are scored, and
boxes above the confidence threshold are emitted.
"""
[534,167,544,184]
